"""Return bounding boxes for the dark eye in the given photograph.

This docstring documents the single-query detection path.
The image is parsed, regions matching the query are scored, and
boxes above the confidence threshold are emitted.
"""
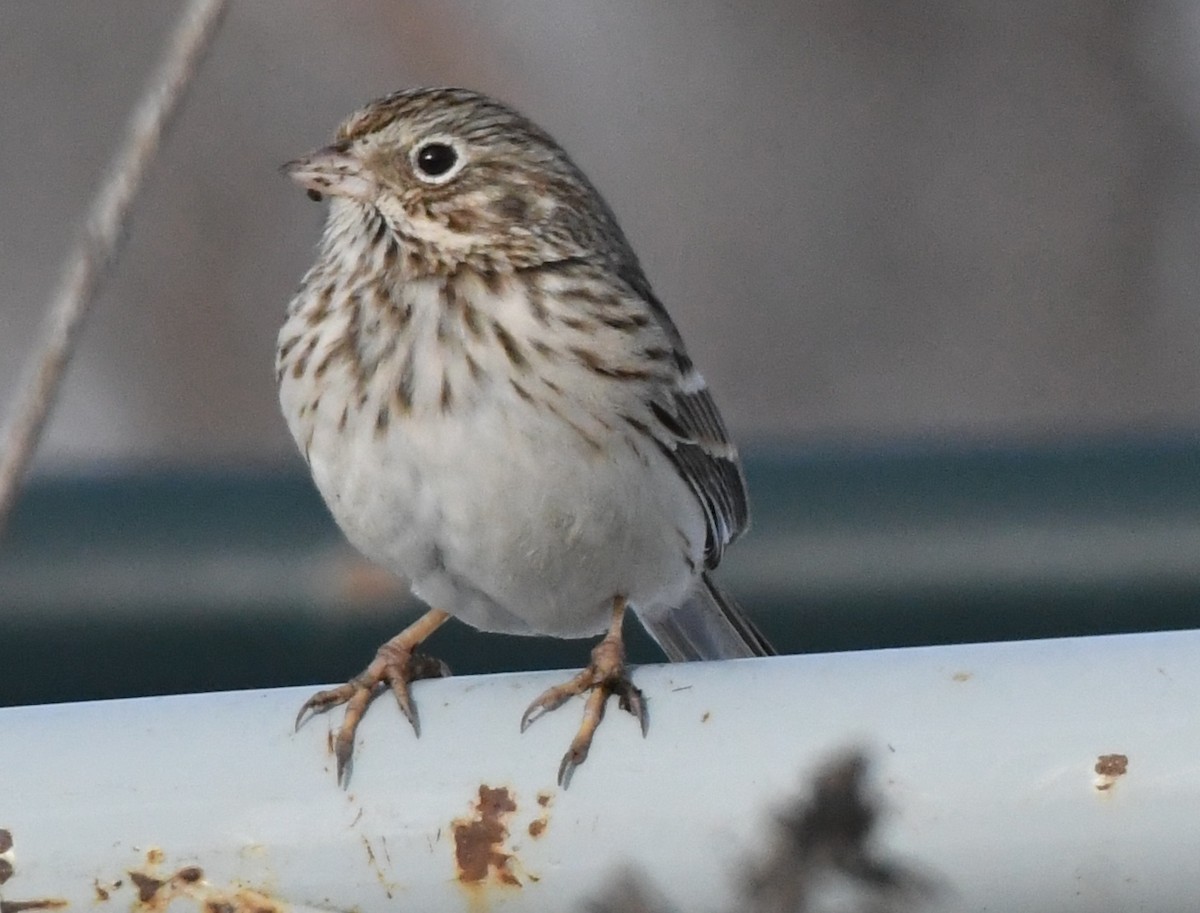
[414,142,458,178]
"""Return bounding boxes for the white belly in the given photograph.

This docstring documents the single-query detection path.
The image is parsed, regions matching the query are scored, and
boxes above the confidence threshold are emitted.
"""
[283,368,704,638]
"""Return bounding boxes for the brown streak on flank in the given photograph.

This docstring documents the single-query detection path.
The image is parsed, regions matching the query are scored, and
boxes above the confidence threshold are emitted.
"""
[565,286,618,309]
[641,346,671,362]
[290,335,319,378]
[441,375,454,412]
[375,404,390,435]
[544,399,601,452]
[510,379,533,403]
[356,352,379,390]
[604,365,655,382]
[464,351,483,382]
[277,333,302,361]
[542,377,563,396]
[312,345,340,379]
[396,352,415,414]
[304,285,334,327]
[338,405,349,431]
[570,345,605,373]
[599,312,650,331]
[462,301,484,339]
[559,315,593,332]
[530,339,560,362]
[622,413,653,438]
[527,284,550,325]
[493,322,528,371]
[570,346,655,382]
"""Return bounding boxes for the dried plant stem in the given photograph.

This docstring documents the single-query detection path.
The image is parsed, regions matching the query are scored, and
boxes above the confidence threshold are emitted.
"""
[0,0,229,534]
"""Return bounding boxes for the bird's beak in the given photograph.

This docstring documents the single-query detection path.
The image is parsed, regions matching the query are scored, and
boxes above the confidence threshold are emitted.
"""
[282,144,377,203]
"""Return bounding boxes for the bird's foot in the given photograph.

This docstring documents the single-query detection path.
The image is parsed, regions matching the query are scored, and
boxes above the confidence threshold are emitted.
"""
[520,629,647,788]
[295,610,451,785]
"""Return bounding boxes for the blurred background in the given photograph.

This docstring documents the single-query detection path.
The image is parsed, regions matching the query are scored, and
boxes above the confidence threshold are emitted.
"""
[2,0,1199,705]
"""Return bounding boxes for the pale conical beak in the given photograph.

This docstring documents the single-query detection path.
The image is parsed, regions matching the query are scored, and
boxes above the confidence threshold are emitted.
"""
[282,144,378,202]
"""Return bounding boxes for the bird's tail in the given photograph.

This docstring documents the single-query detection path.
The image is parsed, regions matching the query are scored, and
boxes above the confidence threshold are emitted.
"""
[639,572,776,662]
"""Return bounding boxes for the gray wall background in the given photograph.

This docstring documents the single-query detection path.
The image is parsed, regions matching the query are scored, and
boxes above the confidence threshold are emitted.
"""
[3,1,1199,470]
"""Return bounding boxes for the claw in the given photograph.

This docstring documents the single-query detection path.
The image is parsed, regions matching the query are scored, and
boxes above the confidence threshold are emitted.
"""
[520,597,646,788]
[293,609,451,785]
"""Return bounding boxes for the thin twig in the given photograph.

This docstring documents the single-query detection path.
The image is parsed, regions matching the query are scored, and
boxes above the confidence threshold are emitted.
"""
[0,0,229,535]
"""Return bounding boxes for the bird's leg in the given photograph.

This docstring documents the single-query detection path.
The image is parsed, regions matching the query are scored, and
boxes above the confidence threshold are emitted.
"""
[520,596,647,787]
[295,607,451,784]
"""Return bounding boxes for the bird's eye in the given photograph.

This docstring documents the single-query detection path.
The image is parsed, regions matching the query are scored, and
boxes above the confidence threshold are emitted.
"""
[411,140,462,183]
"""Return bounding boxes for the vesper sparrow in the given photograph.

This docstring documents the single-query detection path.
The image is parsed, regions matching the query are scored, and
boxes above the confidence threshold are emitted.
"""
[278,87,774,786]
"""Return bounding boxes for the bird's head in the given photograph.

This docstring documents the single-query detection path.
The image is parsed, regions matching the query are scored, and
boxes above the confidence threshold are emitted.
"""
[284,87,628,274]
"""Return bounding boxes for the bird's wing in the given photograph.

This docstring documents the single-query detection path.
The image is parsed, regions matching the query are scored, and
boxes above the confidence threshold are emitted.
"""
[649,347,749,568]
[618,274,748,570]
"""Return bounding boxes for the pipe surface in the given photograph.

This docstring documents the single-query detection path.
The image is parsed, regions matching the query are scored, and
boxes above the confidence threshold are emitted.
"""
[1,630,1196,912]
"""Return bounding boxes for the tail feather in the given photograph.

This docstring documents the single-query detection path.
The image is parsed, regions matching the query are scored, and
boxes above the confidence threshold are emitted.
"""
[638,572,776,662]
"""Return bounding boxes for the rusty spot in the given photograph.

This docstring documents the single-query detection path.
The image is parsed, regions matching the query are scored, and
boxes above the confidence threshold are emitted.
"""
[701,711,712,723]
[1,902,68,913]
[0,860,12,886]
[129,872,165,903]
[0,830,12,853]
[529,791,552,839]
[126,863,283,913]
[93,880,110,902]
[1095,753,1129,792]
[951,671,972,682]
[145,848,165,866]
[453,785,520,888]
[202,889,283,913]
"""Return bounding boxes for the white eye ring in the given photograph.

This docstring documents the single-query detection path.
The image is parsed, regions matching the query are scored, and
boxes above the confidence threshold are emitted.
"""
[409,136,466,185]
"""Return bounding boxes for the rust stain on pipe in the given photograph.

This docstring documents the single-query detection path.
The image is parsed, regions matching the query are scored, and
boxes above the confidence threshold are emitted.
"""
[1094,753,1129,793]
[528,791,553,839]
[453,785,521,889]
[124,861,287,913]
[1,901,68,913]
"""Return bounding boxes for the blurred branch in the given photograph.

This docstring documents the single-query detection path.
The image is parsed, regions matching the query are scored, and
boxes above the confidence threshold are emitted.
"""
[0,0,229,535]
[588,752,934,913]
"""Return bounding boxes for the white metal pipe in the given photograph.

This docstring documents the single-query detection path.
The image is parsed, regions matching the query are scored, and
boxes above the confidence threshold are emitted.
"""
[2,630,1197,912]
